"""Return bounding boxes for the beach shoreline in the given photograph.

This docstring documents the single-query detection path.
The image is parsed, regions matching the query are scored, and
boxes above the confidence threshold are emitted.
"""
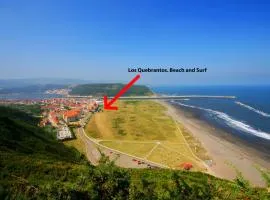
[158,100,270,187]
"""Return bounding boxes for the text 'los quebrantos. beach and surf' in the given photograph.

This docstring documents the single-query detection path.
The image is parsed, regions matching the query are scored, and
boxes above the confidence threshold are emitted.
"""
[128,67,208,73]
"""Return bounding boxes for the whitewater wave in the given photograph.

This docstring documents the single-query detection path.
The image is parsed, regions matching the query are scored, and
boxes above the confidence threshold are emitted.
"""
[235,101,270,118]
[172,98,190,101]
[172,101,270,141]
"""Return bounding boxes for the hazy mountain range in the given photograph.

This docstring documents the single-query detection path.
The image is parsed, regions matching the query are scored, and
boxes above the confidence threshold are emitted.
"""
[0,78,92,89]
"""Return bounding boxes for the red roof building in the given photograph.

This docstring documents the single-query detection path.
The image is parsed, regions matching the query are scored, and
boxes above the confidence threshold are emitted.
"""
[63,109,81,123]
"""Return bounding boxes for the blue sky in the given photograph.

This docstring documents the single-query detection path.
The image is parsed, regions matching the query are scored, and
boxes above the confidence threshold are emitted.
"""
[0,0,269,85]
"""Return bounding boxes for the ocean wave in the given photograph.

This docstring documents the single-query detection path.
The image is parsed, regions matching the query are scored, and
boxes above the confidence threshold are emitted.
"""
[173,101,270,141]
[170,99,189,103]
[235,101,270,118]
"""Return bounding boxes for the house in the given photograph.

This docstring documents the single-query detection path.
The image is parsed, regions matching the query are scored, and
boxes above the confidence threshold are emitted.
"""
[63,109,81,123]
[87,101,99,111]
[48,112,59,127]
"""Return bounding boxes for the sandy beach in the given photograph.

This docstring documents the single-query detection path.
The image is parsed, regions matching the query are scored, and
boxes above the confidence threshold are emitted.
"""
[159,100,270,187]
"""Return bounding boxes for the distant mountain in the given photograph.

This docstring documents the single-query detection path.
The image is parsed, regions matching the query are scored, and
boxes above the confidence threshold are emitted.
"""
[70,83,153,96]
[0,79,154,96]
[0,84,68,94]
[0,78,91,89]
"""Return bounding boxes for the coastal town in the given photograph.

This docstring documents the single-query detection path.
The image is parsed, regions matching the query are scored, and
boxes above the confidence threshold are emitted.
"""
[0,97,101,140]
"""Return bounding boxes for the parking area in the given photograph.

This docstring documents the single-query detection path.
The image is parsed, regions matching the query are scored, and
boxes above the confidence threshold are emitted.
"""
[57,126,73,140]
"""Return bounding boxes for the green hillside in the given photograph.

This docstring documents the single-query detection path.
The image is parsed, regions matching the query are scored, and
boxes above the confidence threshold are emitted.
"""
[0,106,269,199]
[70,83,153,96]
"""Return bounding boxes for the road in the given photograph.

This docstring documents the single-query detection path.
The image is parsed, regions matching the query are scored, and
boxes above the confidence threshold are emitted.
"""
[77,128,168,169]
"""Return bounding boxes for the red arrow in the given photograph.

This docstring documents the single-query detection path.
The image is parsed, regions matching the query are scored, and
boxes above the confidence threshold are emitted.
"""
[103,74,141,110]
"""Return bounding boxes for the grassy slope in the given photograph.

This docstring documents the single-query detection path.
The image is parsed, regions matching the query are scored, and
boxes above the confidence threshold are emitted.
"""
[0,106,91,199]
[0,106,269,199]
[63,128,86,155]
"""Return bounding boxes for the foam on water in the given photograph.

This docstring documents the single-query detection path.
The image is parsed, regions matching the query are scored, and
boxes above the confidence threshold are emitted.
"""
[235,101,270,118]
[171,101,270,141]
[178,98,190,101]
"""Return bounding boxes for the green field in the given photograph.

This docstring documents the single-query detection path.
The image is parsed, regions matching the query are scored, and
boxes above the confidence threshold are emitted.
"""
[85,100,208,170]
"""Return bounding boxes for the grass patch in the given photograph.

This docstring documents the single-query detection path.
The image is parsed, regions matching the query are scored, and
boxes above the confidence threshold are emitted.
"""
[63,129,86,155]
[148,145,205,171]
[100,141,156,158]
[85,114,102,138]
[85,101,178,141]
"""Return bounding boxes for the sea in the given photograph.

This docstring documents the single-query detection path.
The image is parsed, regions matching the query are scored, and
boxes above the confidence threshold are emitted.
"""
[0,93,63,100]
[152,85,270,154]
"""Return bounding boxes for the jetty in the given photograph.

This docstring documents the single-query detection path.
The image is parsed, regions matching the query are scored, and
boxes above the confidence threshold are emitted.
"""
[115,95,236,100]
[66,95,236,100]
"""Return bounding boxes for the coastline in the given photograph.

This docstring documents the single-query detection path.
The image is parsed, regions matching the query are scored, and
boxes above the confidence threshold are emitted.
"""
[158,100,270,187]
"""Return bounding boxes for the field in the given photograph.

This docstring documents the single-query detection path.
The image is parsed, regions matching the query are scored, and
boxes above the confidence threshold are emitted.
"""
[85,100,208,171]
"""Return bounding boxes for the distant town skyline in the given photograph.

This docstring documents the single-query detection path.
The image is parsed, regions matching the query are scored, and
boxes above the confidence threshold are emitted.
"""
[1,0,270,85]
